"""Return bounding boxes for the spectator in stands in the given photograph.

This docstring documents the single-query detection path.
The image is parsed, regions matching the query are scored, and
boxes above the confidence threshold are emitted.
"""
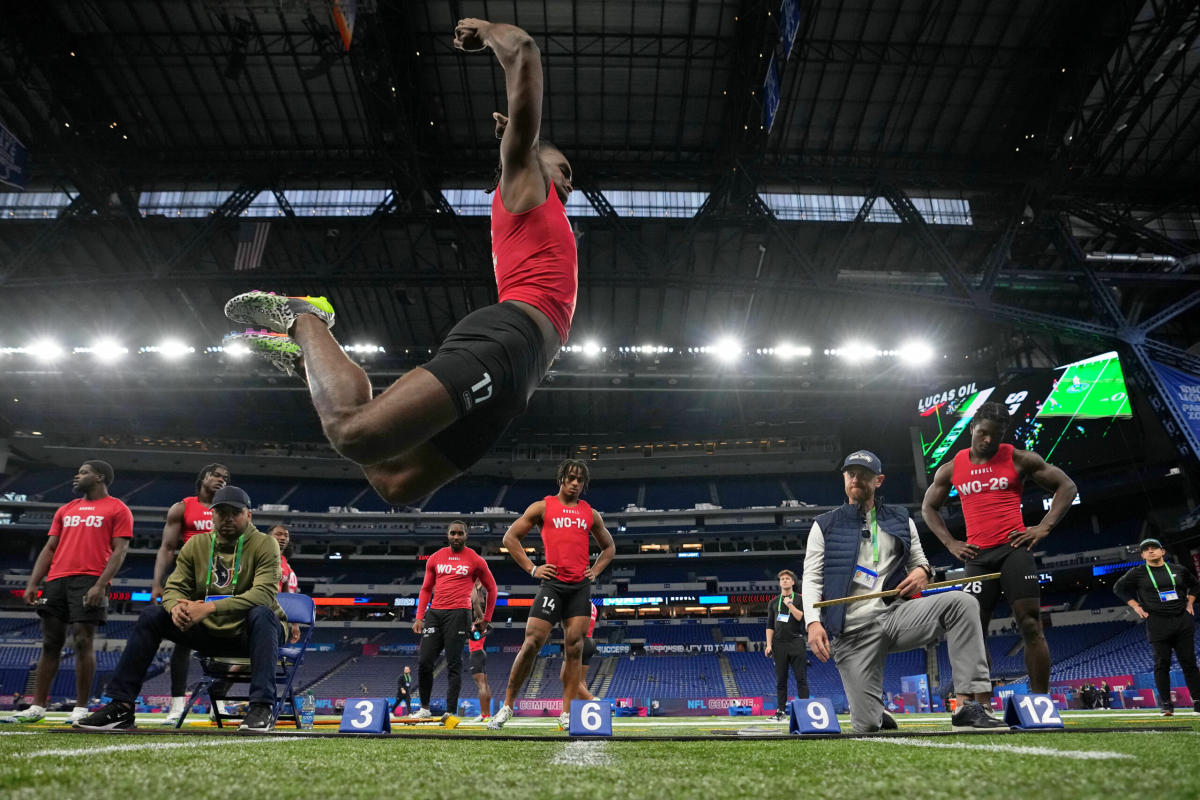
[75,486,295,732]
[802,450,1006,733]
[1113,537,1200,716]
[269,525,299,593]
[1,461,132,726]
[764,569,809,721]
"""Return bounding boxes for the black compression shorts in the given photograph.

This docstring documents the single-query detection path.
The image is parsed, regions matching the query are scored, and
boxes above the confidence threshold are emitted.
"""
[530,579,593,626]
[469,649,487,675]
[424,302,551,470]
[962,543,1040,615]
[38,575,108,625]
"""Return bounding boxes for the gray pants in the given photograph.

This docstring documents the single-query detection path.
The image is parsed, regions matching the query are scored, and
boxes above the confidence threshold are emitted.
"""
[831,591,990,733]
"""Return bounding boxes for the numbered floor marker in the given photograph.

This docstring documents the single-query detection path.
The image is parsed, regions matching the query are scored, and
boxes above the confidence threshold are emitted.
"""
[339,698,392,733]
[789,698,841,735]
[568,699,613,736]
[1003,694,1064,730]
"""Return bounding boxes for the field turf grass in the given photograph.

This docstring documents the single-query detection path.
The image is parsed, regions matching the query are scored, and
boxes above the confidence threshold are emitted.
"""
[1,710,1197,800]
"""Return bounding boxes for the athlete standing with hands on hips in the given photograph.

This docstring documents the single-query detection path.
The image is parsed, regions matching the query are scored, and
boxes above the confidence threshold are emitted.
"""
[921,402,1077,698]
[488,460,615,730]
[412,521,497,719]
[222,17,575,506]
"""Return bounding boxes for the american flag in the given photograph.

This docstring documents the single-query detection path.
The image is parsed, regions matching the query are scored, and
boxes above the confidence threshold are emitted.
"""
[234,220,270,271]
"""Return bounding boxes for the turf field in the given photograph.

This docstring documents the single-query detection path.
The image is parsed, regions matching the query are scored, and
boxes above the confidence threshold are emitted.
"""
[1,710,1197,800]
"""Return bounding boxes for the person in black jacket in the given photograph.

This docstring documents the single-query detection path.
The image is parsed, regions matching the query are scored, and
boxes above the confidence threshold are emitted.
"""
[764,569,809,721]
[1113,537,1199,716]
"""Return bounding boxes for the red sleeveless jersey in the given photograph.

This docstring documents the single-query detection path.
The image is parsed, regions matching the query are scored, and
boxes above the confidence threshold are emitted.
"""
[951,444,1026,549]
[587,601,598,637]
[541,495,594,583]
[491,184,578,344]
[181,496,214,542]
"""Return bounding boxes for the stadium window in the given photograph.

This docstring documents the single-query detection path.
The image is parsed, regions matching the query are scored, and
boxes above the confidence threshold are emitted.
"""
[759,191,972,225]
[440,188,709,218]
[0,190,77,219]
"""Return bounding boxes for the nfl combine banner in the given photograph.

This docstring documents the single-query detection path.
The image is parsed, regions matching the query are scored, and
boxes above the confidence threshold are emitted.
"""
[1149,359,1200,456]
[0,119,30,190]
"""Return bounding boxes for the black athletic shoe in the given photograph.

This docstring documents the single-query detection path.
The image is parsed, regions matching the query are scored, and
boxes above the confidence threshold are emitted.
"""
[769,710,787,721]
[1193,701,1200,714]
[74,701,135,730]
[880,710,898,730]
[951,701,1008,731]
[238,703,274,732]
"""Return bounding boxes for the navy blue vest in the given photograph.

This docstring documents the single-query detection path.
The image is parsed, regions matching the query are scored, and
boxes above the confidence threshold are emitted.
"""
[814,502,912,637]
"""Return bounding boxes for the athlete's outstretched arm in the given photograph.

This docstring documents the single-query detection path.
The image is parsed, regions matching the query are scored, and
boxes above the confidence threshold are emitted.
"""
[455,20,542,166]
[1009,450,1077,550]
[586,511,616,582]
[921,463,978,561]
[501,501,549,579]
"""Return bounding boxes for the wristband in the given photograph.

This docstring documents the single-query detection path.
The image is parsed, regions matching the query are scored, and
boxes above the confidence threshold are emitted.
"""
[530,564,538,577]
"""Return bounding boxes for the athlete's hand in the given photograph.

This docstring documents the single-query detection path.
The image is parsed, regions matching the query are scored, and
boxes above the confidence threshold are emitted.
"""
[893,568,929,599]
[23,586,38,606]
[289,622,302,644]
[1009,524,1051,551]
[412,619,424,635]
[151,583,165,604]
[584,565,598,582]
[1187,599,1195,617]
[1130,603,1149,620]
[807,622,830,662]
[535,563,558,580]
[83,583,107,608]
[946,540,980,562]
[453,18,491,52]
[764,643,773,658]
[493,112,508,140]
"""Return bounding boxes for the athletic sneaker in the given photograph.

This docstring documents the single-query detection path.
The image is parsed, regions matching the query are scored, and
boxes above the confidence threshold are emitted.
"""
[1161,708,1174,717]
[468,714,491,723]
[486,704,513,730]
[162,696,186,726]
[238,703,274,732]
[410,707,433,720]
[0,705,45,724]
[950,701,1008,731]
[880,710,898,730]
[557,711,570,730]
[224,330,303,376]
[66,706,89,725]
[769,710,787,722]
[74,701,135,730]
[224,291,335,334]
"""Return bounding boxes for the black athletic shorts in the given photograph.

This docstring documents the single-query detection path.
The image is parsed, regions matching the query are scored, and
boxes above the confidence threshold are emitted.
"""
[38,574,108,625]
[581,636,597,665]
[469,649,487,675]
[530,579,593,626]
[424,302,551,470]
[962,543,1040,615]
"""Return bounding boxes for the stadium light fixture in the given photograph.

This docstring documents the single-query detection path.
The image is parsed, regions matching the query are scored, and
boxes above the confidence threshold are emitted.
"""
[775,342,811,360]
[223,341,251,358]
[151,339,194,360]
[27,339,64,363]
[582,340,602,358]
[711,336,742,363]
[837,341,878,363]
[76,338,128,363]
[898,340,934,365]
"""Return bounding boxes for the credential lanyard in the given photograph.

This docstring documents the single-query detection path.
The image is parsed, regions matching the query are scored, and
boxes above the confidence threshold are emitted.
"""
[867,508,880,565]
[1145,562,1176,593]
[205,533,245,593]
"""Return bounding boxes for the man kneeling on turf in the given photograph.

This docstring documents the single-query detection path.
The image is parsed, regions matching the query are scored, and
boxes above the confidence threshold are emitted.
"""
[77,486,293,731]
[802,451,1007,733]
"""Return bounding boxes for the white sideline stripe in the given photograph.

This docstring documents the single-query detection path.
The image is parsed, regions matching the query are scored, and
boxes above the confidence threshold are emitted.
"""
[866,738,1133,760]
[25,738,309,758]
[550,740,611,766]
[0,731,39,735]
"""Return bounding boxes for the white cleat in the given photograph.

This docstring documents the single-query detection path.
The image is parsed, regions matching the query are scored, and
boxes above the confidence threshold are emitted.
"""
[486,704,513,730]
[410,707,433,720]
[557,711,570,731]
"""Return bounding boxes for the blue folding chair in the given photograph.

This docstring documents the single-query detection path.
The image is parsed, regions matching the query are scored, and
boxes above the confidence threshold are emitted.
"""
[178,593,316,729]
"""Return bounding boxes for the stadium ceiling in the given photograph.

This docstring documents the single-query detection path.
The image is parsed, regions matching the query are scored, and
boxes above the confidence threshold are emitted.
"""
[0,0,1198,448]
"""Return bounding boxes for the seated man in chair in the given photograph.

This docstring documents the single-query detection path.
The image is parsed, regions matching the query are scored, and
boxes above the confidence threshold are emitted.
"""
[77,486,295,731]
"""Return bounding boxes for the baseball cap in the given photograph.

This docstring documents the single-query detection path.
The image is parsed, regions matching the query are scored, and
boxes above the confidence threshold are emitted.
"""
[210,485,251,510]
[841,450,883,475]
[1138,538,1164,551]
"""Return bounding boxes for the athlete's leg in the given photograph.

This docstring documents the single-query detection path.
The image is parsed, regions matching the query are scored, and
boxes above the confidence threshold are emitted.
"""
[169,645,192,697]
[503,618,552,707]
[72,623,97,706]
[361,444,462,507]
[964,563,1002,704]
[33,615,67,708]
[443,612,469,714]
[1011,597,1049,693]
[417,622,445,709]
[473,673,492,716]
[560,615,589,707]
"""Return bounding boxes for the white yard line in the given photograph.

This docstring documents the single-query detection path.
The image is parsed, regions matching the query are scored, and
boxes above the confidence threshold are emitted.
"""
[25,737,311,758]
[550,740,612,766]
[865,738,1133,760]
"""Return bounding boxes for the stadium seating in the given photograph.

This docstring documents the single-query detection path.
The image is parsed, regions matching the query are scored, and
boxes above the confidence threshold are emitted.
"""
[606,655,725,698]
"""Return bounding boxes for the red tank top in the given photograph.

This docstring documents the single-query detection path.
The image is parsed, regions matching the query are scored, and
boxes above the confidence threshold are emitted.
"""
[468,635,485,653]
[541,495,594,584]
[181,496,214,542]
[951,444,1026,549]
[491,184,578,344]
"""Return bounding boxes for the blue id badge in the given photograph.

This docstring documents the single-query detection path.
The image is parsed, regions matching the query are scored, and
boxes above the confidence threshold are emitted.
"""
[1159,590,1179,602]
[204,595,230,602]
[852,565,878,590]
[777,613,790,622]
